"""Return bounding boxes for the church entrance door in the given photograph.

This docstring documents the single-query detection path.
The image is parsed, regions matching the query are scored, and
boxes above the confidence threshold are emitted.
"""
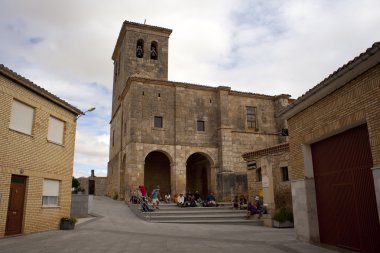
[144,151,171,197]
[186,153,211,200]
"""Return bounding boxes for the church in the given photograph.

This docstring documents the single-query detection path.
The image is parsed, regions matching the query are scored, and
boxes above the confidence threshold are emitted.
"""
[107,21,290,201]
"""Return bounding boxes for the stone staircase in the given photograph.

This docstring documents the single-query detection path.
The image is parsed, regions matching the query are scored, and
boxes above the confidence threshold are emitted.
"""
[128,202,269,226]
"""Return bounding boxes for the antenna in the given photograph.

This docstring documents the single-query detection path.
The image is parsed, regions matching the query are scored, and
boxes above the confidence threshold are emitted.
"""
[144,19,146,24]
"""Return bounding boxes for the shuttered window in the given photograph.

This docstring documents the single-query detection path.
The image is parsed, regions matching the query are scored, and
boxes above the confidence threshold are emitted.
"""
[42,179,60,207]
[10,100,35,135]
[48,116,65,145]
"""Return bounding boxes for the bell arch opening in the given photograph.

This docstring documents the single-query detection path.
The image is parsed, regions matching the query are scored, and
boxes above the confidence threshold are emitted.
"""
[186,153,211,199]
[144,151,171,196]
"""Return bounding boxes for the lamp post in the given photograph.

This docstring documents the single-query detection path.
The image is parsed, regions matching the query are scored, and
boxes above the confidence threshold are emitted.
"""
[76,107,96,121]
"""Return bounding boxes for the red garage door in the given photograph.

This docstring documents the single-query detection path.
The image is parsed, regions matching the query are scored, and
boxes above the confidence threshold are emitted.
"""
[311,124,380,253]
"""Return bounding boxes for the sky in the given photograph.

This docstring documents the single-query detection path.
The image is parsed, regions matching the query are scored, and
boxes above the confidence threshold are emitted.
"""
[1,0,379,178]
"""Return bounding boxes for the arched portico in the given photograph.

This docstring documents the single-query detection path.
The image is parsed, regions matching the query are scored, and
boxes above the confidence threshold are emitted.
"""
[144,151,171,196]
[186,153,213,199]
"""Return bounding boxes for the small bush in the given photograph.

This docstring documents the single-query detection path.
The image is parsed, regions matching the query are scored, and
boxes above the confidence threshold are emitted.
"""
[273,207,293,222]
[60,217,77,225]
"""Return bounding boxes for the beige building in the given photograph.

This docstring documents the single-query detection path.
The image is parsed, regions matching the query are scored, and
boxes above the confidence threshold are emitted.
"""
[78,170,107,196]
[0,64,82,237]
[279,42,380,252]
[242,142,291,214]
[107,21,291,201]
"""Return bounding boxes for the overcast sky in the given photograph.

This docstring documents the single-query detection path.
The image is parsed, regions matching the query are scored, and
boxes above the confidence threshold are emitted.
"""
[1,0,379,178]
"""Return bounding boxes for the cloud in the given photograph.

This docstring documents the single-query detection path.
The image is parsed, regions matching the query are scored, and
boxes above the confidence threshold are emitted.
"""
[1,0,380,177]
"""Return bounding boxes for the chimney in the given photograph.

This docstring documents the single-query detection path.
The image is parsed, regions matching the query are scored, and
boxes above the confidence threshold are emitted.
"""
[91,170,95,177]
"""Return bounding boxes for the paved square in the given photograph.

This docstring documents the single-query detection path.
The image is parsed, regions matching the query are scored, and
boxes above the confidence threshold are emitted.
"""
[0,197,342,253]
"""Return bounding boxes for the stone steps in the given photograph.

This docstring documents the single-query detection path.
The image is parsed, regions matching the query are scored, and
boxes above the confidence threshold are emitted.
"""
[128,202,267,226]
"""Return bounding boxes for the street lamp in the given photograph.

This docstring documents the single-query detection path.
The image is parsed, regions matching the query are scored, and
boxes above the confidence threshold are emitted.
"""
[76,107,96,121]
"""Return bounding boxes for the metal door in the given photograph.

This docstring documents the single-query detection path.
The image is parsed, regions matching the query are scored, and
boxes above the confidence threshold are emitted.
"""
[311,124,380,252]
[5,175,26,236]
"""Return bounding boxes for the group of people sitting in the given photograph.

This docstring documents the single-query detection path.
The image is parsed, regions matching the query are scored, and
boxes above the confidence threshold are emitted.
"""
[175,191,217,208]
[130,185,266,217]
[130,185,219,211]
[232,195,266,218]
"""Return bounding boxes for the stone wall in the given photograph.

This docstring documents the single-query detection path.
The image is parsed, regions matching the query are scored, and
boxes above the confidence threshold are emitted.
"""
[110,77,290,201]
[70,194,88,218]
[244,143,291,213]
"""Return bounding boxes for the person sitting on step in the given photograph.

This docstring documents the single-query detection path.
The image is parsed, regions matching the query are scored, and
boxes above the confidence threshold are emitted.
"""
[177,193,185,207]
[246,202,258,219]
[206,192,217,207]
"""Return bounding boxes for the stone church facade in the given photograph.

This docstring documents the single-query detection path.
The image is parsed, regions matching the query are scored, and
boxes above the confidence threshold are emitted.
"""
[107,21,291,201]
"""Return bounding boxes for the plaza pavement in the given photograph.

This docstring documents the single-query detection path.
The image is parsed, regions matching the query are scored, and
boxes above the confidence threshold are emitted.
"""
[0,196,346,253]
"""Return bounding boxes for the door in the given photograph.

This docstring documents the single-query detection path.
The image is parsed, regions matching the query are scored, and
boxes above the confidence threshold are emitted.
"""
[89,180,95,195]
[5,175,27,236]
[311,124,380,252]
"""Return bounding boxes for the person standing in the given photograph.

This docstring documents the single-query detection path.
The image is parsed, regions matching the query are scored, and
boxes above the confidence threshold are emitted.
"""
[151,185,161,209]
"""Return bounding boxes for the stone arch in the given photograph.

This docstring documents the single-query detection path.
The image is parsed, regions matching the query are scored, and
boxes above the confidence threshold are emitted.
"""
[144,150,171,197]
[186,152,214,199]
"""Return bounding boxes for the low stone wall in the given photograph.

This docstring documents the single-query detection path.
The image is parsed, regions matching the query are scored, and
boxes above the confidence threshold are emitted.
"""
[70,194,88,218]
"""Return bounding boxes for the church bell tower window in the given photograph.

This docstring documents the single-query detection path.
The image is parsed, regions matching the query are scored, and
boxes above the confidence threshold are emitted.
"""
[136,39,144,58]
[150,41,158,60]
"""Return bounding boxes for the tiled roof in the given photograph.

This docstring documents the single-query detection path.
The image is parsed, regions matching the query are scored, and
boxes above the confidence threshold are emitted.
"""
[0,64,83,115]
[242,142,289,160]
[278,41,380,117]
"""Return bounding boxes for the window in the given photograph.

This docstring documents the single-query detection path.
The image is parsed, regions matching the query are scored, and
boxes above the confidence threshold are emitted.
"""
[150,41,158,60]
[247,160,257,170]
[42,179,59,207]
[197,120,205,131]
[48,116,65,145]
[10,100,35,135]
[246,106,257,129]
[256,168,262,182]
[281,166,289,181]
[136,39,144,58]
[154,116,163,128]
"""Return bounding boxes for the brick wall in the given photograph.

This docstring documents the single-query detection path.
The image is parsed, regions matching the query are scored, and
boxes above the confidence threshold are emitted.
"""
[288,64,380,180]
[0,74,77,237]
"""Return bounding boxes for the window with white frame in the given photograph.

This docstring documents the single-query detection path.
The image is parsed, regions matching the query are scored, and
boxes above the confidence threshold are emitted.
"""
[42,179,60,207]
[9,100,35,135]
[48,116,65,145]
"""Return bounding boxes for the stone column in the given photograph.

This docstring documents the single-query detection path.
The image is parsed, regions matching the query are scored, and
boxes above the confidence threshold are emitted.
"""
[261,158,275,215]
[216,86,235,200]
[291,179,320,243]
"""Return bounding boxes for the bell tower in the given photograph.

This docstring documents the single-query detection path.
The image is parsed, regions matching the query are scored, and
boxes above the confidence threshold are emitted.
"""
[111,21,172,114]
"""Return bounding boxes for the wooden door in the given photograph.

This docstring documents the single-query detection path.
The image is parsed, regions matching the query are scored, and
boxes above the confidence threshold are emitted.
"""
[311,124,380,252]
[5,175,26,236]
